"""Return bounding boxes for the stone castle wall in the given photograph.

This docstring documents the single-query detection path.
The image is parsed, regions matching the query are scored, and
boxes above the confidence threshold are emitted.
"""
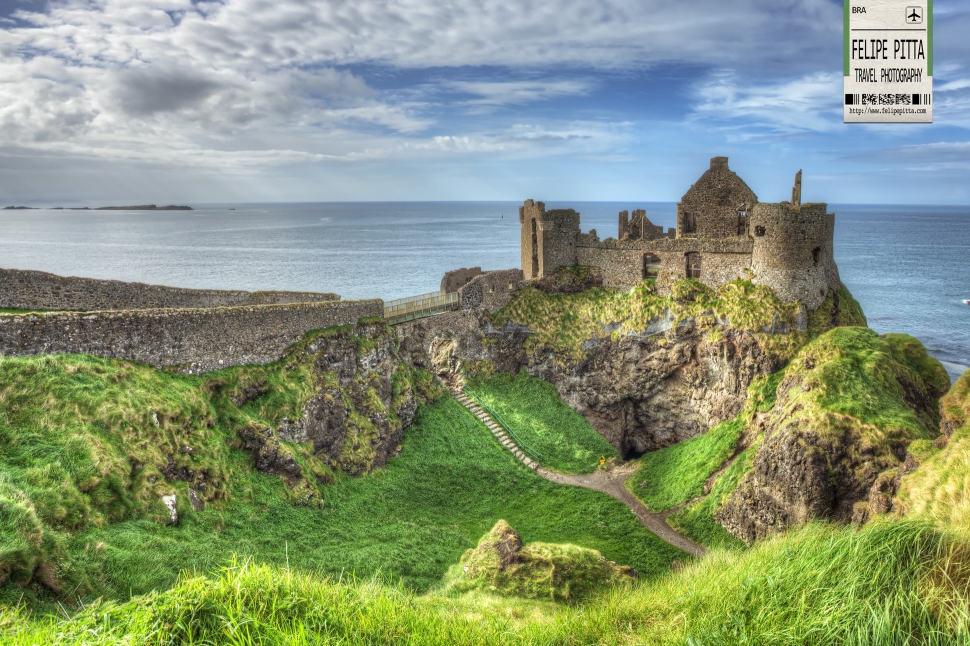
[538,209,580,277]
[576,247,648,288]
[520,200,543,280]
[457,269,524,313]
[441,267,484,294]
[0,268,338,312]
[749,202,841,310]
[0,299,382,372]
[578,235,754,292]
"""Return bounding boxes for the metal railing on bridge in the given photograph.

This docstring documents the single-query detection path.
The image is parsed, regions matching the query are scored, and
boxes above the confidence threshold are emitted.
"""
[384,290,459,324]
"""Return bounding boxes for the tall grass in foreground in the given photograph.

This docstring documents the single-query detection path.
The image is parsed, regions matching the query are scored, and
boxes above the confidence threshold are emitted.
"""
[6,521,970,645]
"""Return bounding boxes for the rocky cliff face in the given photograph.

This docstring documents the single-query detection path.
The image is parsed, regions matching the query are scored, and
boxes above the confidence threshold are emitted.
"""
[716,329,950,543]
[396,280,815,458]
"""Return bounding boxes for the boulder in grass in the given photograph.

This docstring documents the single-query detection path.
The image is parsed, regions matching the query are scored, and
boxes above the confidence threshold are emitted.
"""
[446,520,637,602]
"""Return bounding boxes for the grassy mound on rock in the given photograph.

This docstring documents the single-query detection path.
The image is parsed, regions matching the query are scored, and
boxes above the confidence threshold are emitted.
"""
[464,370,619,474]
[894,370,970,531]
[5,521,970,644]
[628,327,950,549]
[445,520,636,602]
[493,279,866,364]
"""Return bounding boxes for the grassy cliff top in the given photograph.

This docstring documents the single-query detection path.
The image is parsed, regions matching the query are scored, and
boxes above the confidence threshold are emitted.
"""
[493,278,865,363]
[766,327,949,445]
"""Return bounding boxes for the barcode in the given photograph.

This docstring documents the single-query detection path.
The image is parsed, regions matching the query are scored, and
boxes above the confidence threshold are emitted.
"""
[845,94,931,106]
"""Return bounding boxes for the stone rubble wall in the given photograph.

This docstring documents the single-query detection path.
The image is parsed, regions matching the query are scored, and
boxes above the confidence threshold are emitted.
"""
[577,235,755,292]
[440,267,484,294]
[576,247,647,289]
[0,299,383,372]
[537,209,580,278]
[0,268,338,312]
[457,269,524,313]
[652,250,751,295]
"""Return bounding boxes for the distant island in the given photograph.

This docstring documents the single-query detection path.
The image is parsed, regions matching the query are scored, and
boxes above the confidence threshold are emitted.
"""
[3,206,37,210]
[50,204,194,211]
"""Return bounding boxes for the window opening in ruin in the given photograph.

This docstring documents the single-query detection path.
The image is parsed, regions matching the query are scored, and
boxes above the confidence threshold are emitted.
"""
[812,247,820,266]
[754,226,766,237]
[684,211,697,234]
[642,253,660,280]
[685,252,701,279]
[737,210,747,236]
[531,219,539,276]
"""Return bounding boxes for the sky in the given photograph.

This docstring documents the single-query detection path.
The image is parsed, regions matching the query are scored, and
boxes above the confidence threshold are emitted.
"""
[0,0,968,205]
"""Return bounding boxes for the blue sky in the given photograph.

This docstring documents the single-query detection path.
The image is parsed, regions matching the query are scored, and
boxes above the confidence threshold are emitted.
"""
[0,0,968,204]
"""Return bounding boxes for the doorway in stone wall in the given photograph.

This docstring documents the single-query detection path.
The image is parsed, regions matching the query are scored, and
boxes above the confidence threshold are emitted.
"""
[643,253,660,280]
[685,252,701,279]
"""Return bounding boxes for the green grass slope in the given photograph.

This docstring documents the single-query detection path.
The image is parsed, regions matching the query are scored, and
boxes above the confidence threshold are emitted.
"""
[0,340,685,605]
[6,521,970,645]
[464,370,619,474]
[63,397,684,601]
[625,417,746,513]
[895,370,970,532]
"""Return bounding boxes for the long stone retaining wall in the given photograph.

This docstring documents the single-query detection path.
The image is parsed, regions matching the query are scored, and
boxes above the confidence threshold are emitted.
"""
[0,268,338,311]
[0,299,383,372]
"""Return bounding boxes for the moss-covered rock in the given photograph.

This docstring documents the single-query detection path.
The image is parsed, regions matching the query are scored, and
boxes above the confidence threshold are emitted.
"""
[445,520,636,602]
[717,327,949,543]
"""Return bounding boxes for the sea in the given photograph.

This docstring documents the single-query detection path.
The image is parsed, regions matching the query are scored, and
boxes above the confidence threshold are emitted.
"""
[0,202,967,382]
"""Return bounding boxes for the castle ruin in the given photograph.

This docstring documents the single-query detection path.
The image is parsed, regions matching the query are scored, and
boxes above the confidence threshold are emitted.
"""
[520,157,840,310]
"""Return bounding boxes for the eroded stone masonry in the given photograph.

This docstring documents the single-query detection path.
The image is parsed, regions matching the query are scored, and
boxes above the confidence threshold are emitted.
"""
[520,157,840,310]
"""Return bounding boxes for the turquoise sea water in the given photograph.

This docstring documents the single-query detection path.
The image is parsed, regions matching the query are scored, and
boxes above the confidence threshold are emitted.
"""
[0,202,966,380]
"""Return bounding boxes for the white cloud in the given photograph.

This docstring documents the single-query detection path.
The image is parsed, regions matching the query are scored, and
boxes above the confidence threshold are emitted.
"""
[0,0,965,201]
[689,71,842,134]
[444,80,593,106]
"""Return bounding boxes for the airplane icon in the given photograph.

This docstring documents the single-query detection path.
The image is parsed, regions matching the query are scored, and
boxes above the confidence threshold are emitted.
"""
[906,6,922,23]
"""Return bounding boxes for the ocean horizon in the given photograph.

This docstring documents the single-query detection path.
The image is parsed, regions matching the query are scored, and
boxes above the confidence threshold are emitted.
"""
[1,201,967,381]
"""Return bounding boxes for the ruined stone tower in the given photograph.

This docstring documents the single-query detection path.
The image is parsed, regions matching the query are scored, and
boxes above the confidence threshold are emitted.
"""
[749,201,840,310]
[519,200,580,280]
[676,157,757,239]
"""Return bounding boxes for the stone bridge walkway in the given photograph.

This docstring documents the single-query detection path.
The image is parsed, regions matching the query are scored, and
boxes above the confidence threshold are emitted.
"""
[452,391,708,559]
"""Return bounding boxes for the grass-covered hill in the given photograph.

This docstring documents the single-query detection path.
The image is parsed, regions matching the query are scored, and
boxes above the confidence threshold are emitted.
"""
[493,275,866,364]
[0,320,684,609]
[464,370,620,474]
[4,275,970,644]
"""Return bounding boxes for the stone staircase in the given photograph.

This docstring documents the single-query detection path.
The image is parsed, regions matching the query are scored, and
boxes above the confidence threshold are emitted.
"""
[454,392,539,470]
